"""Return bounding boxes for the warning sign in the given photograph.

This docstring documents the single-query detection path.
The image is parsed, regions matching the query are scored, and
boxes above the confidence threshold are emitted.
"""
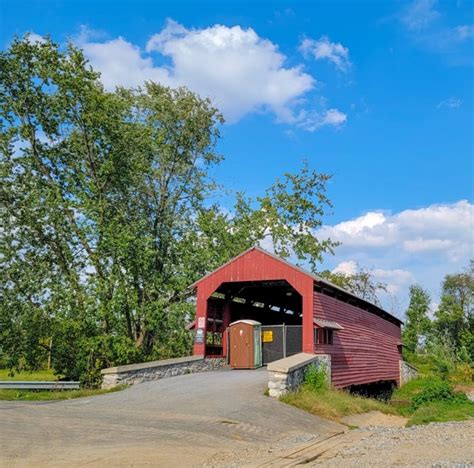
[262,330,273,343]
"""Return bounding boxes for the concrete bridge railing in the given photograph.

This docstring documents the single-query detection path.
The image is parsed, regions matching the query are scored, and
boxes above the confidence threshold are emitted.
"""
[101,355,227,389]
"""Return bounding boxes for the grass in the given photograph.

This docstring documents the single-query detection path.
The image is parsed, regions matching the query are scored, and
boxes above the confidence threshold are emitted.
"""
[0,385,127,401]
[390,376,474,425]
[281,376,474,427]
[406,400,474,426]
[0,368,127,401]
[281,385,396,422]
[0,368,61,381]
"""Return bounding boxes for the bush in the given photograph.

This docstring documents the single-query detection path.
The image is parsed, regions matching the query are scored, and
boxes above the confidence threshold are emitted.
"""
[448,362,473,385]
[304,363,328,392]
[411,380,467,410]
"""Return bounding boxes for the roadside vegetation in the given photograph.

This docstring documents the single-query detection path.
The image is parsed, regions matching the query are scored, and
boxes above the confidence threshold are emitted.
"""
[0,385,126,401]
[0,368,127,400]
[282,359,473,427]
[391,376,473,426]
[0,369,59,381]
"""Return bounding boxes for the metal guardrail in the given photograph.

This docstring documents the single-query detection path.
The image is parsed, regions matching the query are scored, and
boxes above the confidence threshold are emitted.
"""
[0,381,80,390]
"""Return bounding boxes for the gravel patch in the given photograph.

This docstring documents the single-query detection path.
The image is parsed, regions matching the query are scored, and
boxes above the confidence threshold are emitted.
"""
[311,420,474,467]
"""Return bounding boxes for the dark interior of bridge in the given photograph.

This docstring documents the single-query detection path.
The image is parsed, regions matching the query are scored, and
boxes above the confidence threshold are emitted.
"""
[205,280,302,356]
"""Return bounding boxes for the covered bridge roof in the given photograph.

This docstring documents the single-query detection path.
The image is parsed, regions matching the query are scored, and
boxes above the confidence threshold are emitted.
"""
[191,246,403,325]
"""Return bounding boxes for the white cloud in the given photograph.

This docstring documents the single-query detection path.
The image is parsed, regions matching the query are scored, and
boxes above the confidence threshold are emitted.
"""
[437,97,462,109]
[77,21,347,128]
[76,21,347,130]
[297,108,347,132]
[403,238,454,252]
[81,37,171,90]
[332,260,358,275]
[26,32,46,44]
[372,268,414,294]
[145,21,316,123]
[318,200,472,260]
[332,261,413,296]
[401,0,440,31]
[300,36,351,72]
[455,25,473,40]
[399,1,472,61]
[318,200,473,314]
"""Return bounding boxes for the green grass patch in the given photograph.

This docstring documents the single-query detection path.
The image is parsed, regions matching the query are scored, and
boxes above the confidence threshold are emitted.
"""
[407,399,474,426]
[281,384,395,422]
[0,369,61,381]
[0,385,127,401]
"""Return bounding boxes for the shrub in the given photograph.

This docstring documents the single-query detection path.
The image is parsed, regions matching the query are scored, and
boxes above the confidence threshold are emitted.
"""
[448,362,473,385]
[411,380,467,410]
[304,363,328,392]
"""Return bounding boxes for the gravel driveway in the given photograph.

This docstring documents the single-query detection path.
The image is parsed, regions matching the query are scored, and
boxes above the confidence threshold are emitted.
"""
[0,368,342,467]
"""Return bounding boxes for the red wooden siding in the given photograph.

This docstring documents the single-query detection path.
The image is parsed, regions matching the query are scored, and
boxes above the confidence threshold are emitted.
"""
[193,247,314,355]
[313,291,402,388]
[192,246,403,389]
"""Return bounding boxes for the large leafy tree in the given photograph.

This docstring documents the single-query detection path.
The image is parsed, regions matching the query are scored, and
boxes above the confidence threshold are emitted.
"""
[0,37,337,384]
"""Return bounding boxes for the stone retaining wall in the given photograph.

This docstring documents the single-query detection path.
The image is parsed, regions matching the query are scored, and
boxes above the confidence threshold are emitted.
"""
[267,353,331,398]
[399,360,418,386]
[101,355,227,389]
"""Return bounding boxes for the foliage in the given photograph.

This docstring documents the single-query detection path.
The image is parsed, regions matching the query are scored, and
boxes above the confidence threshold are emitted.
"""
[0,36,337,384]
[0,368,60,381]
[304,363,328,391]
[286,375,474,427]
[402,262,473,368]
[410,380,465,410]
[448,362,473,386]
[421,261,474,364]
[392,377,473,426]
[406,399,474,427]
[281,386,395,422]
[0,385,126,401]
[320,264,387,306]
[402,285,431,353]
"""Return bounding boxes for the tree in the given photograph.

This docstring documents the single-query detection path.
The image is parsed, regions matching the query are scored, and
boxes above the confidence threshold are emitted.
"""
[433,261,473,362]
[402,285,431,353]
[0,36,337,384]
[320,265,387,306]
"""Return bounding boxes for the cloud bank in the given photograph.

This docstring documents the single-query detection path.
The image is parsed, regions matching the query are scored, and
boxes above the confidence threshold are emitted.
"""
[77,21,347,130]
[319,200,473,313]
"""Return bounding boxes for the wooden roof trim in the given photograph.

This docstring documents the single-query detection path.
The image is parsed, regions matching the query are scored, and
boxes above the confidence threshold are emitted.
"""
[189,245,403,325]
[189,245,316,289]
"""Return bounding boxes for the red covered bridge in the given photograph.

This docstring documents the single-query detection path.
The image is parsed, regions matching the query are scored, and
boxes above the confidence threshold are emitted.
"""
[190,246,403,388]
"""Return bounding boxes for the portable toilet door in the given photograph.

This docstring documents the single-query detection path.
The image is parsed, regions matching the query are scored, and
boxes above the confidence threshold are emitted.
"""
[253,323,262,368]
[229,320,262,369]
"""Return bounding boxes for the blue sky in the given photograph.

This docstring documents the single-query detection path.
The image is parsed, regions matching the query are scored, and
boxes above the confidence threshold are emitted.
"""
[2,0,473,316]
